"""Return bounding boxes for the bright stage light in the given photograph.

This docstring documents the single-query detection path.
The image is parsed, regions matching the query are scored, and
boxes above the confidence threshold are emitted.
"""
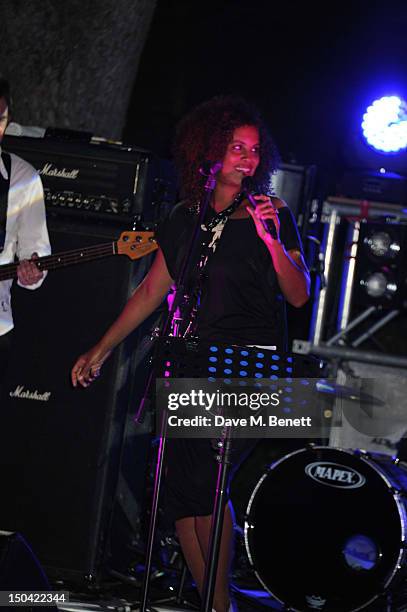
[361,96,407,153]
[364,231,400,259]
[353,223,406,308]
[360,271,397,299]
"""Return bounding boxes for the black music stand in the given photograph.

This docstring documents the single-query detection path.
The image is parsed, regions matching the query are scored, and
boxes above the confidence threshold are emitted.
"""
[153,337,324,612]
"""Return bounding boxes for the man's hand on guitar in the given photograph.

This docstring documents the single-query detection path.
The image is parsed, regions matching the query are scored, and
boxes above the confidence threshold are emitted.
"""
[17,252,44,286]
[71,345,111,388]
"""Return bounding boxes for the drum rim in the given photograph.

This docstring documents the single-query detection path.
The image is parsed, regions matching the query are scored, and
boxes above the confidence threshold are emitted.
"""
[244,446,317,610]
[243,445,407,611]
[357,451,407,592]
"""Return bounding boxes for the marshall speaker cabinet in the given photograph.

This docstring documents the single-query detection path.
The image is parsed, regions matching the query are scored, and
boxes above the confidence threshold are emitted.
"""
[0,135,176,581]
[0,223,158,582]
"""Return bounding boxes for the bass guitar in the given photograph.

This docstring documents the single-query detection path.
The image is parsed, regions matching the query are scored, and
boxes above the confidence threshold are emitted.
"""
[0,231,157,281]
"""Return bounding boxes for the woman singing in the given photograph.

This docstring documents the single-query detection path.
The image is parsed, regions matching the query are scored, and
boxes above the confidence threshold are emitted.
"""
[71,95,310,612]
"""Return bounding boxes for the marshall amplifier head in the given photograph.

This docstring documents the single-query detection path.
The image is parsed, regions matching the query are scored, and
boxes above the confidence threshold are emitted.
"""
[3,135,177,226]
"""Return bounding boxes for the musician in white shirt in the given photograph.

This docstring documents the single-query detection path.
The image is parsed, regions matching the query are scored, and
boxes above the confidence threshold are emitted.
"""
[0,77,50,381]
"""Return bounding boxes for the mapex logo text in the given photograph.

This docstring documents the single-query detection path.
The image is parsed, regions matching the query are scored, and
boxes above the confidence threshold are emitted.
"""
[305,461,366,489]
[9,385,51,402]
[39,163,79,180]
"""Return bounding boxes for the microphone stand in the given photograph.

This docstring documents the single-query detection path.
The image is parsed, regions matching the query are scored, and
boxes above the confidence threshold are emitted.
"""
[136,162,220,612]
[201,426,234,612]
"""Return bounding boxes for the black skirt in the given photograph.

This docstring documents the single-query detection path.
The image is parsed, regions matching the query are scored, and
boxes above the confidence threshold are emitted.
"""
[163,436,257,525]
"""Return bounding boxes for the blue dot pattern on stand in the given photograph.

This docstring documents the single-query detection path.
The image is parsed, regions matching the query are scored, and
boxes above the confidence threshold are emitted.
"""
[171,344,315,412]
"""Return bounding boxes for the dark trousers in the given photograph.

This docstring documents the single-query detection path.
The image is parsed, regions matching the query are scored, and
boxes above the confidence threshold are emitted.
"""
[0,329,14,392]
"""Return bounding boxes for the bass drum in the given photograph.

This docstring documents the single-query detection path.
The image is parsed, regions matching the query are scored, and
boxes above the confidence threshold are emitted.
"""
[244,446,407,611]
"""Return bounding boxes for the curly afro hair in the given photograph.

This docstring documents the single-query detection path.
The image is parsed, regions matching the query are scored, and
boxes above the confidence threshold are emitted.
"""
[173,95,280,203]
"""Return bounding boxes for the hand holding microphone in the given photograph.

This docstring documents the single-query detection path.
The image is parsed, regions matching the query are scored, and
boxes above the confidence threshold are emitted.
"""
[242,176,280,241]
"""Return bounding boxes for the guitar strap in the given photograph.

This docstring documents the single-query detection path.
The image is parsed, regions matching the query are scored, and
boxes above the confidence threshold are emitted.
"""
[0,153,11,254]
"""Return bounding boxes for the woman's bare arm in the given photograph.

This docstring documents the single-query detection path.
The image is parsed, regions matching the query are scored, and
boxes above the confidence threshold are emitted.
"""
[71,249,173,387]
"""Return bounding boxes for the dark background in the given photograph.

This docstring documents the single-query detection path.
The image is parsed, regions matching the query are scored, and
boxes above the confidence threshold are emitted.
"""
[123,0,407,351]
[124,0,407,181]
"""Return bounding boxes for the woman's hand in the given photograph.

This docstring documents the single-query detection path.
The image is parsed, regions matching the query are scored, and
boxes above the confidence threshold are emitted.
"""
[71,344,111,388]
[246,195,280,243]
[70,249,173,389]
[247,195,310,306]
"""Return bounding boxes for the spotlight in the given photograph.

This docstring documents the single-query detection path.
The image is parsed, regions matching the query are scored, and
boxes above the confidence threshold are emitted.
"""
[339,93,407,181]
[353,222,407,308]
[361,96,407,153]
[359,270,397,300]
[363,231,400,259]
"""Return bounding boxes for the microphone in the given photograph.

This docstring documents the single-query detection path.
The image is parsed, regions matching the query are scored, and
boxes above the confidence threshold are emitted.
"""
[199,160,223,176]
[242,176,277,239]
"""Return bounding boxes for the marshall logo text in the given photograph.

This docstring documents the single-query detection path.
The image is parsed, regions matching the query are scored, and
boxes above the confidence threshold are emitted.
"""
[9,385,51,402]
[39,163,79,180]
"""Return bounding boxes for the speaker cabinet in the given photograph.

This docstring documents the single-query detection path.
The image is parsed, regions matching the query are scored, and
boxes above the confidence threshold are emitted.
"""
[0,222,154,581]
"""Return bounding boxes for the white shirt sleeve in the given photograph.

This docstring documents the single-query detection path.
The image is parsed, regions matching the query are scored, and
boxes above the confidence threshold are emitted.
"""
[15,164,51,290]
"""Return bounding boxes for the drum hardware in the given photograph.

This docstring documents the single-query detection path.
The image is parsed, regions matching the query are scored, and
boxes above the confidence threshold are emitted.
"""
[315,380,385,407]
[353,448,368,456]
[294,339,407,371]
[294,340,407,455]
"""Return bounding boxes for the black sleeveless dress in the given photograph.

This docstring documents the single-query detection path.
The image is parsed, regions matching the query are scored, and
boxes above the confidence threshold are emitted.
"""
[156,202,304,523]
